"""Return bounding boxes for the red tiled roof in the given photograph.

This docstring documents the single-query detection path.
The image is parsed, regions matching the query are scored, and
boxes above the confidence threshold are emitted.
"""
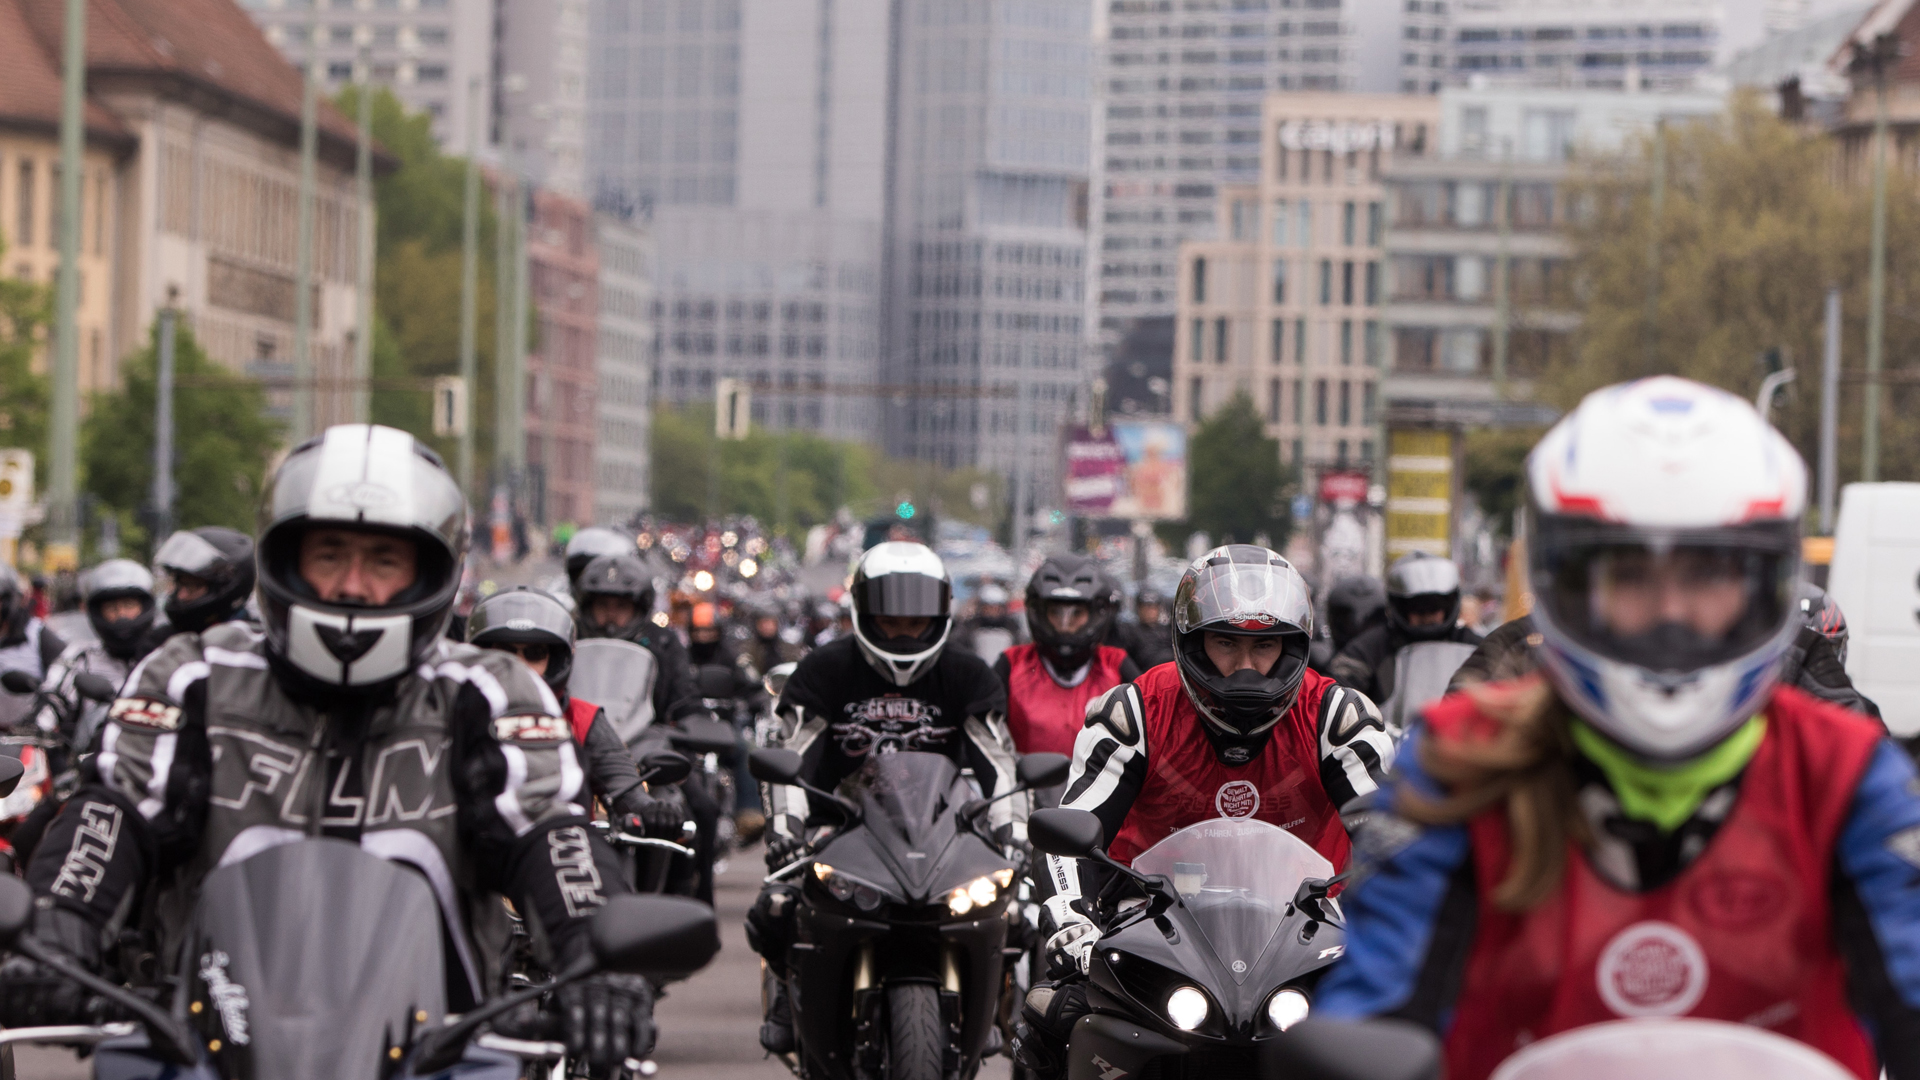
[9,0,361,155]
[0,0,130,142]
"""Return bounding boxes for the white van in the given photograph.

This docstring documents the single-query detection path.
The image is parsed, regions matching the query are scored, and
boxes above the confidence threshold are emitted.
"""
[1827,482,1920,735]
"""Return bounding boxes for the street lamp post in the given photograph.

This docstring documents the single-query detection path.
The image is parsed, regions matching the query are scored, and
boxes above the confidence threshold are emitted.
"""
[291,12,320,444]
[352,45,374,425]
[1858,32,1899,483]
[457,75,481,497]
[47,0,85,568]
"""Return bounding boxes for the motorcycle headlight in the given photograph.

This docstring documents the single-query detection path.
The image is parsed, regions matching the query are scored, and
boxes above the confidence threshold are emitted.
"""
[946,875,999,917]
[1267,988,1309,1031]
[1165,986,1209,1032]
[812,864,886,912]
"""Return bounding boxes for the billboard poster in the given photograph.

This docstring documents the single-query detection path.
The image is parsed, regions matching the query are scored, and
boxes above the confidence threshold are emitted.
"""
[1109,421,1187,521]
[1386,428,1454,558]
[1064,426,1127,515]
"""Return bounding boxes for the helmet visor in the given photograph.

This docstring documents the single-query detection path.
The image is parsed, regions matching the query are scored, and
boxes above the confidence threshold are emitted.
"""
[154,530,230,579]
[856,573,951,618]
[1533,520,1796,674]
[1175,561,1313,636]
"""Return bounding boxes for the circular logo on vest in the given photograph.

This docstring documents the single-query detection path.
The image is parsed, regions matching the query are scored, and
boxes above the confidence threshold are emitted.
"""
[1214,780,1260,818]
[1596,921,1708,1018]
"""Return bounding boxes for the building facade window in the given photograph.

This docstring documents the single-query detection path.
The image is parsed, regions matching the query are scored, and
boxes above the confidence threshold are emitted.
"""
[1342,200,1355,245]
[1341,260,1354,305]
[1319,259,1331,304]
[1364,261,1378,305]
[1367,200,1382,245]
[1296,319,1307,366]
[1271,199,1289,245]
[1271,318,1285,364]
[1293,377,1304,423]
[1268,378,1281,422]
[1339,380,1351,424]
[17,159,34,246]
[1191,318,1204,364]
[1363,381,1376,424]
[1190,375,1204,421]
[1340,319,1352,365]
[1315,378,1328,424]
[1193,257,1207,302]
[1272,259,1287,303]
[1215,317,1228,364]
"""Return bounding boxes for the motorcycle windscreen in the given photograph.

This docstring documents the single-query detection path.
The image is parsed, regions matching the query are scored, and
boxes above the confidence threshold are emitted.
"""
[1382,640,1478,730]
[188,838,448,1080]
[1488,1018,1854,1080]
[1131,817,1334,985]
[573,638,659,744]
[857,751,966,850]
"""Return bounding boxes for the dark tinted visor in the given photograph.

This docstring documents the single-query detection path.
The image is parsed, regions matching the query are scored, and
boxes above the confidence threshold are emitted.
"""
[154,531,229,578]
[858,573,951,618]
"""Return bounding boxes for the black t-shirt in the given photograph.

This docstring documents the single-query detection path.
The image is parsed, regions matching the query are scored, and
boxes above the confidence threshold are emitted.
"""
[778,635,1007,795]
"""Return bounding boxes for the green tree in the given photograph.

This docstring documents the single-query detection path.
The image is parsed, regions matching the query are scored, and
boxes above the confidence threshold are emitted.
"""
[1185,393,1293,546]
[83,321,282,555]
[0,235,50,487]
[1560,95,1920,486]
[1464,427,1544,538]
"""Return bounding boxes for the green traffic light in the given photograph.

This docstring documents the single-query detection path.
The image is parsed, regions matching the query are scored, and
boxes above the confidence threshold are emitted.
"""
[896,501,915,519]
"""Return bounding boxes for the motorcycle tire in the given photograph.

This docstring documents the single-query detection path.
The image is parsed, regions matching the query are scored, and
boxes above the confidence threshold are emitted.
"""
[887,982,946,1080]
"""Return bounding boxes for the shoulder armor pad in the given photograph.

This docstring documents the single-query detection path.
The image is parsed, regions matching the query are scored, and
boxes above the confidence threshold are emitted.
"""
[1085,682,1145,745]
[1320,684,1385,745]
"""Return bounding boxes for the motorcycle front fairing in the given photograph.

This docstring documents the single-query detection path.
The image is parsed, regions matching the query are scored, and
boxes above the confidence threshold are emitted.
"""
[789,752,1016,1080]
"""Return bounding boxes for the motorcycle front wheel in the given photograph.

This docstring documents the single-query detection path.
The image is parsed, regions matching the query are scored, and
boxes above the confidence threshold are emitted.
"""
[887,982,946,1080]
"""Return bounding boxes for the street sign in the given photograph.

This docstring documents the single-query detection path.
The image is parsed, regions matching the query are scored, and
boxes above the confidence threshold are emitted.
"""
[1386,429,1454,558]
[431,376,467,436]
[0,450,31,513]
[716,379,751,439]
[1318,470,1370,506]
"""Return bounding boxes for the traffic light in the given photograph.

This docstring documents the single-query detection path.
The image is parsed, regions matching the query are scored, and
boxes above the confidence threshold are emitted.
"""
[896,501,915,520]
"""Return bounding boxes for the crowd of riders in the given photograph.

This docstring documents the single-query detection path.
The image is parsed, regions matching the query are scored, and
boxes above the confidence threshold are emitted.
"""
[1,372,1918,1078]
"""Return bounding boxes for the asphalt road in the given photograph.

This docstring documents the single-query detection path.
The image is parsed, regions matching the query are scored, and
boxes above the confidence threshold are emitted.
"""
[14,847,1015,1080]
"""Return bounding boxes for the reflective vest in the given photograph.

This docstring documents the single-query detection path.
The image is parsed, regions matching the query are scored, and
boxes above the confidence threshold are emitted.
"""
[1430,686,1884,1080]
[1003,643,1130,757]
[1109,662,1348,870]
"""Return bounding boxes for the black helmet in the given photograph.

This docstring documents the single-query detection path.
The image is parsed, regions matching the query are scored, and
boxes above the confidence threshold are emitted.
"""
[469,586,575,698]
[1798,582,1850,667]
[850,542,952,687]
[82,559,158,660]
[1023,554,1120,672]
[566,527,639,594]
[0,562,25,646]
[576,554,656,638]
[1385,552,1461,642]
[1325,575,1387,653]
[256,424,468,695]
[1172,545,1314,744]
[154,526,256,634]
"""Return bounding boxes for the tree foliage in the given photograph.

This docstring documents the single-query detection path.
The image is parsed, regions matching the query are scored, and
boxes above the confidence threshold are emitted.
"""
[0,235,50,485]
[83,321,282,555]
[1184,392,1293,547]
[1559,95,1920,486]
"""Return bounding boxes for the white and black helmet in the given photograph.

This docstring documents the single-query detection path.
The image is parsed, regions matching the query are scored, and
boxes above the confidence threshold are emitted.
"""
[850,542,953,687]
[154,526,256,634]
[1385,552,1462,642]
[256,424,469,695]
[81,559,157,660]
[1172,545,1315,740]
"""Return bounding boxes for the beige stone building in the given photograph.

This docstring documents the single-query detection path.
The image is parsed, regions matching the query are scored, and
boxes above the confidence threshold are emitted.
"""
[1173,92,1439,476]
[1,0,373,430]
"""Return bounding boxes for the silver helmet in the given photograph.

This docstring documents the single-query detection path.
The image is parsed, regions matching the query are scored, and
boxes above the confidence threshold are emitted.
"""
[81,558,157,659]
[256,424,469,694]
[1385,552,1462,642]
[468,586,576,698]
[565,526,639,593]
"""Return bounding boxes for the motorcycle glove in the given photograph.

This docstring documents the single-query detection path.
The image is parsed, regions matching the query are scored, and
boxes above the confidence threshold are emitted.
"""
[764,830,808,872]
[614,788,686,839]
[0,907,105,1030]
[558,971,656,1076]
[1043,916,1098,979]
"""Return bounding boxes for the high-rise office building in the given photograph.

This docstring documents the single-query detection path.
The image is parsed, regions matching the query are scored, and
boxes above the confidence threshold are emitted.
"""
[585,0,887,443]
[497,0,589,197]
[1095,0,1445,362]
[240,0,492,152]
[883,0,1095,513]
[1448,0,1773,90]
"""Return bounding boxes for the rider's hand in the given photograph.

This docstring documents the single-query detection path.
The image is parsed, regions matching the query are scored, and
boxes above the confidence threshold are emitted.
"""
[765,830,808,871]
[615,789,686,839]
[558,971,656,1076]
[0,906,103,1029]
[1044,920,1099,979]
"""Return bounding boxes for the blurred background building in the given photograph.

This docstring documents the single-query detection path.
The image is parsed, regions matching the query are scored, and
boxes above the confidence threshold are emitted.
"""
[594,213,654,525]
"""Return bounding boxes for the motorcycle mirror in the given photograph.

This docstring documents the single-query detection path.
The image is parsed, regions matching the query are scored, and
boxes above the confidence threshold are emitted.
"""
[695,664,736,700]
[669,717,739,756]
[1015,752,1070,790]
[638,748,693,786]
[1028,807,1104,859]
[0,755,22,800]
[1259,1018,1442,1080]
[749,747,804,784]
[73,672,119,704]
[0,670,36,695]
[590,894,720,979]
[0,874,31,948]
[762,661,796,700]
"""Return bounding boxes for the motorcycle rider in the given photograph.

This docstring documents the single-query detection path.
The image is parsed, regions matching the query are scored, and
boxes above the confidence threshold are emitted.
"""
[33,559,158,753]
[957,580,1022,664]
[467,586,682,838]
[565,525,640,598]
[1111,585,1175,671]
[996,554,1141,760]
[1316,377,1920,1079]
[740,601,805,679]
[576,554,700,728]
[1310,575,1388,675]
[1012,544,1396,1077]
[0,425,650,1075]
[749,541,1022,1056]
[1328,552,1482,703]
[0,562,68,730]
[150,526,257,645]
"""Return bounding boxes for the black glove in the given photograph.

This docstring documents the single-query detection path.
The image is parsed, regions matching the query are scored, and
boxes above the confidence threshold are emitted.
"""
[0,906,101,1030]
[558,972,656,1076]
[765,830,807,871]
[613,788,687,839]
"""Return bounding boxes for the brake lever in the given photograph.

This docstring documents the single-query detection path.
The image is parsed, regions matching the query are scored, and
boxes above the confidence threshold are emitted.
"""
[12,937,199,1066]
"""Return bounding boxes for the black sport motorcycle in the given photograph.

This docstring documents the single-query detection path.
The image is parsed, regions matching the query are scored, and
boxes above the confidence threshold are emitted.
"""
[1026,808,1355,1080]
[0,824,719,1080]
[750,747,1069,1080]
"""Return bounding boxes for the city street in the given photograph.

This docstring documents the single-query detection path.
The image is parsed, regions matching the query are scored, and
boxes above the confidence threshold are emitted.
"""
[15,846,1015,1080]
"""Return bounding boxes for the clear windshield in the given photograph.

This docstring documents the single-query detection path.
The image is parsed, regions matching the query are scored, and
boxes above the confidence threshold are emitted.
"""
[1490,1018,1854,1080]
[1131,817,1334,984]
[572,639,659,743]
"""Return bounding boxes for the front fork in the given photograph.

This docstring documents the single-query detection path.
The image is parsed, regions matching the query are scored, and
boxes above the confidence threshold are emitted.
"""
[849,942,968,1080]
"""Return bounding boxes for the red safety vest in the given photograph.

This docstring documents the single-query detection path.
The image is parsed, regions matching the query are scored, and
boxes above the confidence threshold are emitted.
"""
[1431,684,1884,1080]
[1108,662,1349,870]
[568,697,598,746]
[1003,643,1131,757]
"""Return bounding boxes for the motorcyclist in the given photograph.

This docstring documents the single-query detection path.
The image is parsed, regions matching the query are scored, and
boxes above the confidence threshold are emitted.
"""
[149,526,257,646]
[957,580,1022,664]
[740,601,805,679]
[564,525,639,598]
[749,541,1021,1056]
[467,586,682,838]
[575,553,700,728]
[0,425,650,1076]
[1109,585,1175,672]
[1310,574,1387,675]
[1011,544,1396,1077]
[1316,377,1920,1079]
[1328,552,1482,702]
[996,554,1141,760]
[33,558,158,753]
[0,562,67,730]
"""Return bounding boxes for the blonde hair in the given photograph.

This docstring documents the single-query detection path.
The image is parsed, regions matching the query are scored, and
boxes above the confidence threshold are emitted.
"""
[1397,675,1590,912]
